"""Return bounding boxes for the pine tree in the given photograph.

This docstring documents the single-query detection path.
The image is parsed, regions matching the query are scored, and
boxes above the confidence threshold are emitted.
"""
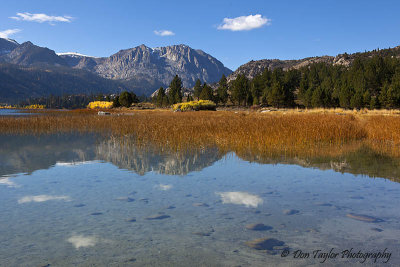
[363,90,371,107]
[168,75,183,104]
[186,93,194,102]
[251,75,263,105]
[231,74,250,106]
[311,87,324,108]
[350,91,363,109]
[217,74,229,105]
[267,82,286,108]
[156,87,166,107]
[199,83,213,101]
[119,91,133,108]
[193,79,202,100]
[112,95,120,107]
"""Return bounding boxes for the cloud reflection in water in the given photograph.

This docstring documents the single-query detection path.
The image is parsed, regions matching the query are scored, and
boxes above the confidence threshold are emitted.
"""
[18,195,71,204]
[67,235,98,249]
[217,191,263,208]
[156,184,173,191]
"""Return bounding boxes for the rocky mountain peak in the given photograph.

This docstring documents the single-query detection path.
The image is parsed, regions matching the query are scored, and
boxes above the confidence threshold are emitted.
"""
[0,40,232,97]
[0,37,19,55]
[5,41,68,67]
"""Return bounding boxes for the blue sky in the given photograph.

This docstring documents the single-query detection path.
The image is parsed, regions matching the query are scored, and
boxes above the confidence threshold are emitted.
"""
[1,0,400,70]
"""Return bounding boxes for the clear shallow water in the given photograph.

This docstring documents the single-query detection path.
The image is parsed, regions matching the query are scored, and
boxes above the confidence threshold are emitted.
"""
[0,109,34,116]
[0,134,399,266]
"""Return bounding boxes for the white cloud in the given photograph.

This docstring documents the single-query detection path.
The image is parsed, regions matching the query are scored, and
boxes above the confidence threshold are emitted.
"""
[0,29,21,39]
[154,30,175,36]
[217,14,270,31]
[217,191,263,208]
[18,195,71,204]
[10,12,73,24]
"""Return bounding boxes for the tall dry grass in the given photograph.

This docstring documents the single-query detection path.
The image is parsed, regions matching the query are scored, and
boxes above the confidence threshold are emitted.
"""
[1,110,399,157]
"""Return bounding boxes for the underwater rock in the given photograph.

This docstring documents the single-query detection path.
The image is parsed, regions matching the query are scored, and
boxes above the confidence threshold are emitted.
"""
[139,198,149,204]
[346,213,383,223]
[314,202,333,207]
[349,196,364,200]
[145,214,171,220]
[245,237,285,251]
[192,230,213,236]
[115,197,135,202]
[193,202,209,207]
[283,209,299,215]
[245,223,273,231]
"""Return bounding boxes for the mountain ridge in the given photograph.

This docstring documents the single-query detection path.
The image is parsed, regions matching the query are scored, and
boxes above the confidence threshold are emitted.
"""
[228,45,400,82]
[0,38,232,98]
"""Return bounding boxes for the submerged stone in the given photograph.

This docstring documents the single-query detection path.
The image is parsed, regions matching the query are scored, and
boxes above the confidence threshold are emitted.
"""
[283,209,299,215]
[145,214,170,220]
[349,196,364,200]
[192,231,212,236]
[346,213,383,223]
[193,202,209,207]
[314,202,333,207]
[245,238,285,251]
[115,197,135,202]
[245,223,273,231]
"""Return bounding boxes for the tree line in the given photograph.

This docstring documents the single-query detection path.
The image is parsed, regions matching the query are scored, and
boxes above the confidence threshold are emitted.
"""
[154,53,400,109]
[21,52,400,110]
[21,91,143,109]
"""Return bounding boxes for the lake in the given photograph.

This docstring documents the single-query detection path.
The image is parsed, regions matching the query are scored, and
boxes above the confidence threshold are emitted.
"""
[0,109,35,116]
[0,133,399,266]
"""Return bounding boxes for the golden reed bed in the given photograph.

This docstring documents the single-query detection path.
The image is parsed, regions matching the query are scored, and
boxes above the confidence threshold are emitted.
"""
[1,109,400,158]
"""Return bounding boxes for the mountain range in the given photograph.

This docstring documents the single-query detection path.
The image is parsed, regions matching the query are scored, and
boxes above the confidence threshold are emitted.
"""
[0,38,232,102]
[1,37,399,104]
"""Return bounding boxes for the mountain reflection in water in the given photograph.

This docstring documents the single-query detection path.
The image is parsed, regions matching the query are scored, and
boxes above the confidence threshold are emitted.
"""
[0,133,399,182]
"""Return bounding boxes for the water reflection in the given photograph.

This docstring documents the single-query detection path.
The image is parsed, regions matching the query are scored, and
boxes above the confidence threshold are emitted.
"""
[217,191,263,208]
[0,133,96,177]
[1,133,400,181]
[95,136,223,175]
[18,195,71,204]
[1,133,400,266]
[67,235,98,249]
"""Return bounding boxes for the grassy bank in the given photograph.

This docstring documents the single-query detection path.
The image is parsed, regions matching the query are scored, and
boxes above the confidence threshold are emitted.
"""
[1,109,400,158]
